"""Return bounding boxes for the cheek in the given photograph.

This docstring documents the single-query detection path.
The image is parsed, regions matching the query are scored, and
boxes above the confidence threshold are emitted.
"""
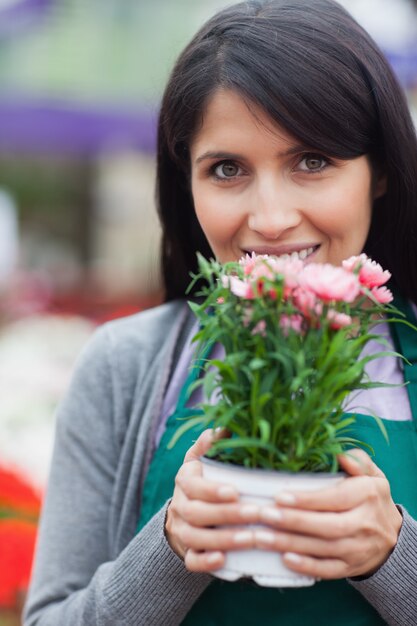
[309,181,372,236]
[195,209,239,247]
[192,186,241,242]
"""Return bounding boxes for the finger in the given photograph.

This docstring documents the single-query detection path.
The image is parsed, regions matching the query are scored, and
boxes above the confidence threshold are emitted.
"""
[258,507,357,539]
[184,549,225,573]
[254,528,354,560]
[177,523,256,552]
[338,448,385,478]
[181,499,260,526]
[184,429,216,463]
[178,432,239,503]
[272,475,377,512]
[176,472,239,503]
[212,427,231,441]
[282,552,347,580]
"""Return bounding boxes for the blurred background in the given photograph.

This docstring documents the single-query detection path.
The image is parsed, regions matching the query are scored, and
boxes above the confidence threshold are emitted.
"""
[0,0,416,622]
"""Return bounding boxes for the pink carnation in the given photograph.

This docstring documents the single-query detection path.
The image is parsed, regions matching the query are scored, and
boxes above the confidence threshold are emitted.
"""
[360,262,391,288]
[327,310,353,330]
[246,257,276,281]
[242,306,254,327]
[261,256,304,277]
[293,287,317,317]
[240,253,303,279]
[246,255,304,298]
[370,286,393,304]
[251,320,267,336]
[222,275,254,299]
[239,252,262,276]
[342,254,368,272]
[280,314,304,335]
[299,263,360,303]
[343,254,391,288]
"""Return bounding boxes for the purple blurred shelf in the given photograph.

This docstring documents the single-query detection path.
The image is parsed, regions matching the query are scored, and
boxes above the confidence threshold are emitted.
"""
[0,0,51,37]
[0,98,157,155]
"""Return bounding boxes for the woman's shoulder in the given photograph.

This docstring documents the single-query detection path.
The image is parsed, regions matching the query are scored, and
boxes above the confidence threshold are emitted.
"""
[60,299,191,422]
[82,299,189,370]
[102,299,189,346]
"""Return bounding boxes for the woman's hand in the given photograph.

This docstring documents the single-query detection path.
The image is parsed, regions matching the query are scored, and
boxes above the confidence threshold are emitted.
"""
[165,429,260,572]
[254,448,403,580]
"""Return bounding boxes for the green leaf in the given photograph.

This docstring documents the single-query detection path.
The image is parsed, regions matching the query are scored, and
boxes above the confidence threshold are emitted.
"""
[249,358,266,370]
[211,436,279,455]
[167,415,208,449]
[258,419,271,443]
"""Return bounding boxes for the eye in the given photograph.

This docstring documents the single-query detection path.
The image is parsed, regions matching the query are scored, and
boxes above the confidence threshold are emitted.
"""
[211,160,243,180]
[297,153,329,173]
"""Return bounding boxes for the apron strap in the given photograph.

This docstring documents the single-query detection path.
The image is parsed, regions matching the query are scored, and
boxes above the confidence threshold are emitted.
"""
[390,294,417,419]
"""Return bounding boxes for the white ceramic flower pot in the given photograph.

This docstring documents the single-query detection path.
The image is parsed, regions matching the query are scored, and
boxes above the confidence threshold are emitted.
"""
[201,457,344,587]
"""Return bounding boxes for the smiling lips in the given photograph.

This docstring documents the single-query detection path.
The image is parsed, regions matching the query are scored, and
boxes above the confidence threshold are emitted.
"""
[243,244,320,262]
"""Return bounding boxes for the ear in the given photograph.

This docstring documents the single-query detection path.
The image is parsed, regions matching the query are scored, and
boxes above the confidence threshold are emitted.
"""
[373,174,387,200]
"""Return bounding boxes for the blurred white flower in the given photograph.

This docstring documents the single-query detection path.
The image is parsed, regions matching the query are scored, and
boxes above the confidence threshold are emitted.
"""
[0,314,95,492]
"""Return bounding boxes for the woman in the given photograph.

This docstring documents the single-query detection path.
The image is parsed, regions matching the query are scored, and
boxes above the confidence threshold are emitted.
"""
[24,1,417,624]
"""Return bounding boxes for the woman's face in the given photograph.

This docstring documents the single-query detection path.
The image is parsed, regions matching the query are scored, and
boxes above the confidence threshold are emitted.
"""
[190,89,382,266]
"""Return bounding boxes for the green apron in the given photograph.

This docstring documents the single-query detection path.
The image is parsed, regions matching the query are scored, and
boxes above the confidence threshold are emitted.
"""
[137,296,417,625]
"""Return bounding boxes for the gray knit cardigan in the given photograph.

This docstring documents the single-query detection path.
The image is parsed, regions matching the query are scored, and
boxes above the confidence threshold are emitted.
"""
[23,300,417,625]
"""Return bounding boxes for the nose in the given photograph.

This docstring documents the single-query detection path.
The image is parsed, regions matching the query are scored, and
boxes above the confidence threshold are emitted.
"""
[247,178,301,239]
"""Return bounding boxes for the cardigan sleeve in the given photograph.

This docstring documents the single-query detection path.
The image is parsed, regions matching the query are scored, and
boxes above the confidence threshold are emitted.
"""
[23,323,211,626]
[349,506,417,625]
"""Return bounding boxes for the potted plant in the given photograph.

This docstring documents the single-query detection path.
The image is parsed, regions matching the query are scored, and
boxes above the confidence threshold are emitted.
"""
[171,252,398,587]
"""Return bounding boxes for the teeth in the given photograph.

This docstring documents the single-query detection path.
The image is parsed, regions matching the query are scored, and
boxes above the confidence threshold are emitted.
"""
[247,246,316,260]
[299,247,313,260]
[282,246,315,261]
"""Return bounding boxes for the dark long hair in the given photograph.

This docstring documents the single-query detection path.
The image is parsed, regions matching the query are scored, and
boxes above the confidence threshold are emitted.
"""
[156,0,417,302]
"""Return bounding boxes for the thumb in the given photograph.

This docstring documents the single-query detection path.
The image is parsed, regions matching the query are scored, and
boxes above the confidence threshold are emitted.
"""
[338,448,385,478]
[183,428,215,463]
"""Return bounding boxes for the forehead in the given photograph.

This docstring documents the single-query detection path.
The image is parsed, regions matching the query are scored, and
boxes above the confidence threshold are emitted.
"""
[190,89,297,156]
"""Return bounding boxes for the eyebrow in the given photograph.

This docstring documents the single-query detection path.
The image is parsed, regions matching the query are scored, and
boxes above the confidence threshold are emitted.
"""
[194,144,311,165]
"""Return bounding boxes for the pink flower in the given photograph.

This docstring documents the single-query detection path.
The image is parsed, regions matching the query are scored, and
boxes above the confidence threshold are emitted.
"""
[249,259,276,281]
[216,297,225,304]
[239,252,261,276]
[342,254,368,272]
[222,275,254,299]
[240,252,279,278]
[280,314,304,335]
[242,306,254,327]
[299,264,360,303]
[251,320,267,336]
[240,253,303,284]
[293,287,317,317]
[370,286,393,304]
[360,262,391,288]
[327,310,353,330]
[343,254,391,288]
[262,256,303,275]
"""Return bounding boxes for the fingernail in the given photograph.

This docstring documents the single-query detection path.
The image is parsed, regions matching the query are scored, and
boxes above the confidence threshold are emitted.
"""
[284,552,302,563]
[254,530,275,544]
[260,507,282,523]
[240,504,259,518]
[218,486,237,499]
[206,551,223,564]
[275,492,296,505]
[234,530,253,544]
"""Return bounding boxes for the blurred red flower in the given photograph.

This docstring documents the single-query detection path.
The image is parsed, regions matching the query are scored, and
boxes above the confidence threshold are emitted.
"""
[0,466,41,609]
